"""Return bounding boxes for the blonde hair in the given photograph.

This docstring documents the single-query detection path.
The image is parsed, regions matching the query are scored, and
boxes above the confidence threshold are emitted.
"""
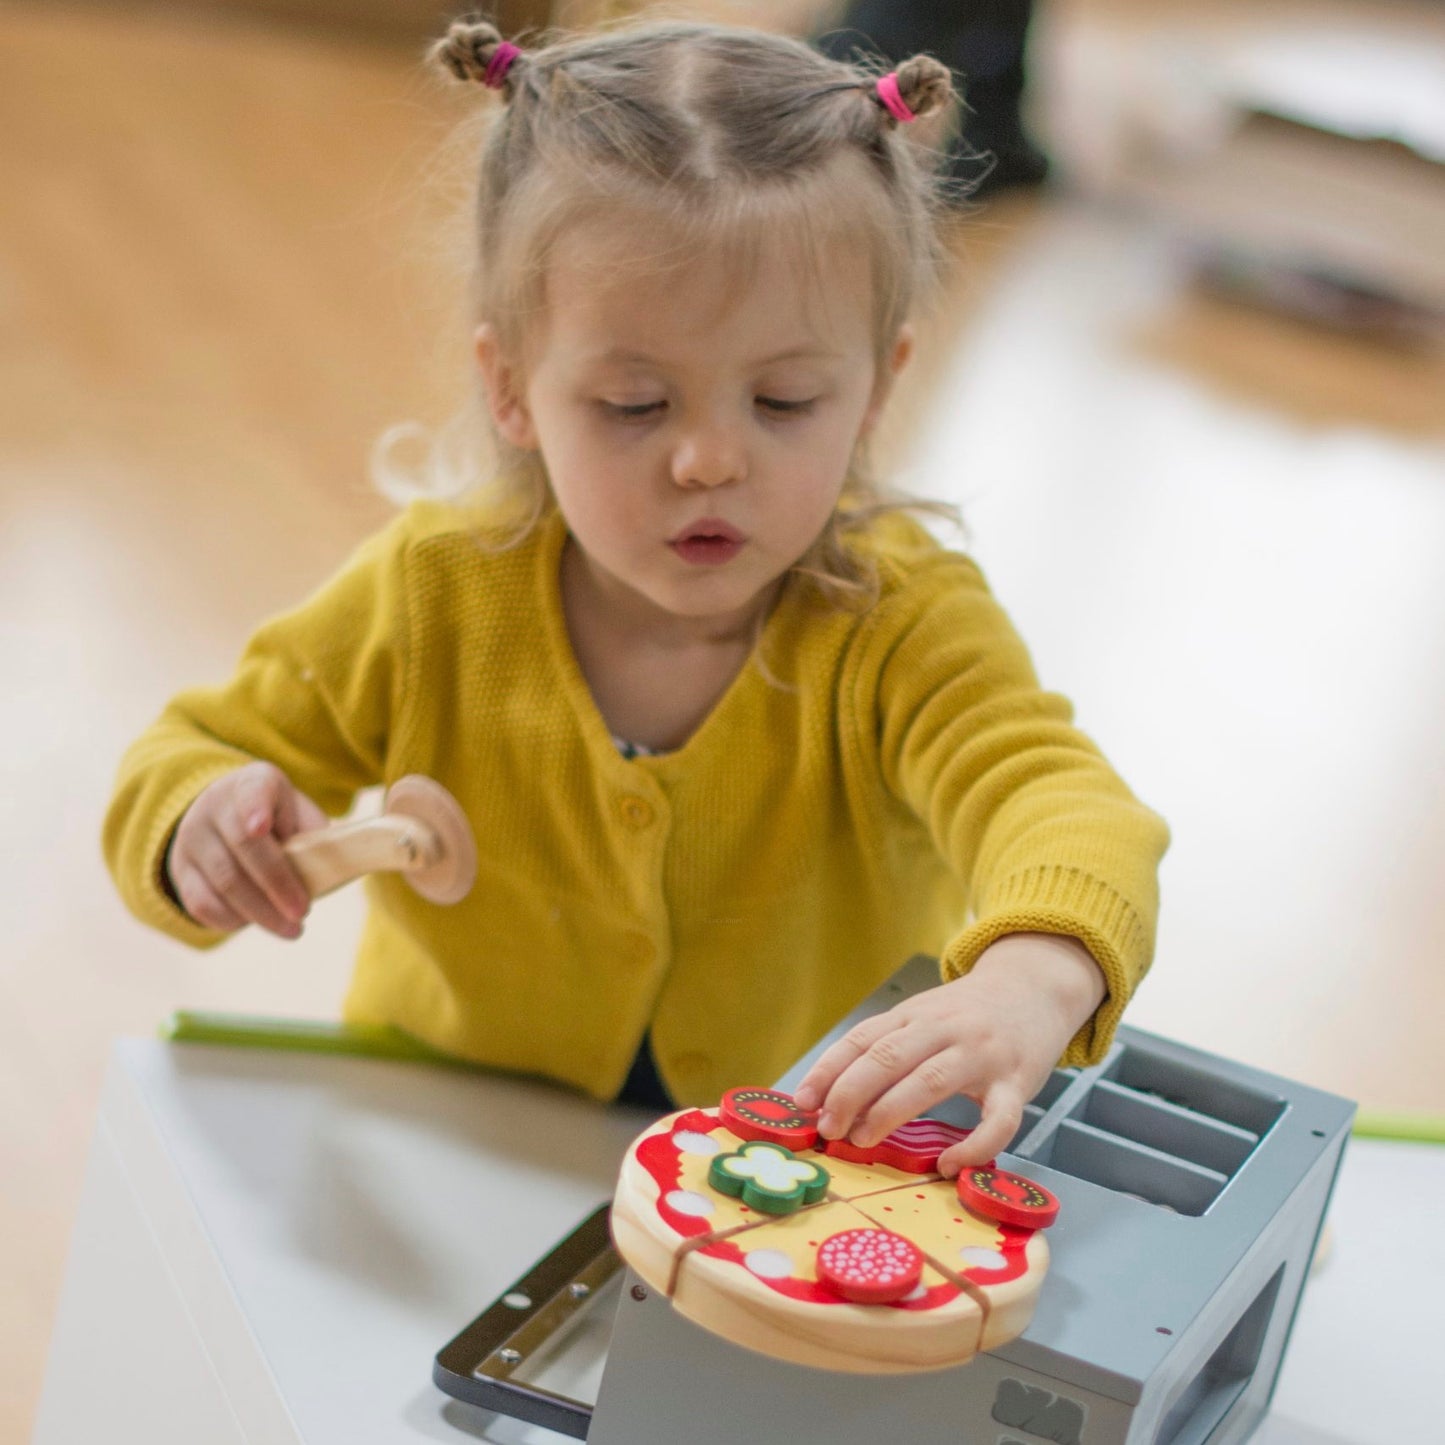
[379,12,961,608]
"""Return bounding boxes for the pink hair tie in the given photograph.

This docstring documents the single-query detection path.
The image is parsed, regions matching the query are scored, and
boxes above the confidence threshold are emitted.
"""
[875,71,916,124]
[484,41,521,90]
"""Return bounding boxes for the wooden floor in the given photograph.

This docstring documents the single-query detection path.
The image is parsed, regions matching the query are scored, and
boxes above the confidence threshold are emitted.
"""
[2,3,1443,1441]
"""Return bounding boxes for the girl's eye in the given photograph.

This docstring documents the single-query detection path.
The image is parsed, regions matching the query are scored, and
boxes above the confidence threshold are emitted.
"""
[600,400,666,420]
[757,396,817,416]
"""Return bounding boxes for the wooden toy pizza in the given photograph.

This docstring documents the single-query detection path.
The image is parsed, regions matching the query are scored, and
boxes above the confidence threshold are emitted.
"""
[610,1087,1055,1374]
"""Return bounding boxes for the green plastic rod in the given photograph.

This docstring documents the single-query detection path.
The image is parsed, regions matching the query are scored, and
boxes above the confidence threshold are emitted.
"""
[1351,1111,1445,1145]
[160,1010,467,1068]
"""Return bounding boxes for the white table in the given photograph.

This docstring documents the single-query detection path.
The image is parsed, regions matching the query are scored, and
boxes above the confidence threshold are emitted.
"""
[32,1041,1441,1445]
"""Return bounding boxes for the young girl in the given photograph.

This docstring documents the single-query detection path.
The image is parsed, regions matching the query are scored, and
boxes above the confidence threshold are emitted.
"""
[103,15,1167,1176]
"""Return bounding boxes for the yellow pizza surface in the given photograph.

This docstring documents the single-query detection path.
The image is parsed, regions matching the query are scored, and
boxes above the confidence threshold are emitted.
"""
[816,1148,938,1201]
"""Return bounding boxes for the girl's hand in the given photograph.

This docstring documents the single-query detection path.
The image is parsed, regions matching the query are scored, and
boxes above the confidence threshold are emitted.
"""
[792,934,1107,1176]
[165,761,329,939]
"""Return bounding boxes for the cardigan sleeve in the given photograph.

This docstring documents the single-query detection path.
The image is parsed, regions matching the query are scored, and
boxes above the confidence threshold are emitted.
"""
[867,551,1169,1066]
[102,514,414,948]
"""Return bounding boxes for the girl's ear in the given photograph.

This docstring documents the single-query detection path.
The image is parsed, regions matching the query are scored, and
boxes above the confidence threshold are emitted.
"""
[474,324,539,450]
[860,323,915,437]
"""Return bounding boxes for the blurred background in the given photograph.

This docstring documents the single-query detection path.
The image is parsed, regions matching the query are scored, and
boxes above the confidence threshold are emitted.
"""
[2,0,1442,1439]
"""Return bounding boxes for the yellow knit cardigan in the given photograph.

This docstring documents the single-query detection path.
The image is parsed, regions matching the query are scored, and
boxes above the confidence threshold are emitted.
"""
[104,502,1168,1104]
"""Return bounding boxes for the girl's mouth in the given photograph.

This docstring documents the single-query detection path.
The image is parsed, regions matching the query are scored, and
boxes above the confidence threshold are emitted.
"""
[669,519,745,566]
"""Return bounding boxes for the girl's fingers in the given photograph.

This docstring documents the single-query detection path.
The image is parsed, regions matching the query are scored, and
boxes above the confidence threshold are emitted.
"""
[812,1024,943,1143]
[196,827,302,939]
[269,786,329,905]
[236,768,322,913]
[937,1137,989,1178]
[792,1013,895,1112]
[937,1083,1025,1177]
[218,798,310,926]
[172,867,246,934]
[843,1047,970,1150]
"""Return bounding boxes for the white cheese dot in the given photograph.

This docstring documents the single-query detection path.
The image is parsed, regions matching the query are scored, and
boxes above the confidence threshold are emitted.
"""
[744,1249,795,1279]
[673,1131,720,1156]
[960,1246,1007,1271]
[664,1190,715,1217]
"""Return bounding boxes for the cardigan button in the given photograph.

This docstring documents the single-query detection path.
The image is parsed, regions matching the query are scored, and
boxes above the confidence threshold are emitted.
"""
[618,795,656,830]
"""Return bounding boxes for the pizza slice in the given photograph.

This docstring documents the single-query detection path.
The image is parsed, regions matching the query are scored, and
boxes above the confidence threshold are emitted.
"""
[849,1177,1050,1350]
[610,1107,778,1296]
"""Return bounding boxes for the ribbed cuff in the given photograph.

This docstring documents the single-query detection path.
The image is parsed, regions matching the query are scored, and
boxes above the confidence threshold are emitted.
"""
[939,866,1151,1067]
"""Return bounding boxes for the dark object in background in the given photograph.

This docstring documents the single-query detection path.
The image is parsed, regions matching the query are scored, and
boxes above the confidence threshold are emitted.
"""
[813,0,1048,198]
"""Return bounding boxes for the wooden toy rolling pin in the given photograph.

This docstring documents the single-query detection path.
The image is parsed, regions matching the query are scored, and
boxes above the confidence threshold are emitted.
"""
[282,775,477,905]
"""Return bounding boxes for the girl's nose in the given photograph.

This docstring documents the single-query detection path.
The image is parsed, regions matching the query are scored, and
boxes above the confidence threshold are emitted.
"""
[670,424,746,490]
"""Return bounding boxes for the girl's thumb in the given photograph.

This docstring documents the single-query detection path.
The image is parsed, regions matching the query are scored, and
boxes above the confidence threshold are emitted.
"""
[276,787,329,842]
[239,764,285,837]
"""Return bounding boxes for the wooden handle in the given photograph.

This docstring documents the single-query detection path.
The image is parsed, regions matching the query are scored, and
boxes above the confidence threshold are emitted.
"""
[283,815,440,899]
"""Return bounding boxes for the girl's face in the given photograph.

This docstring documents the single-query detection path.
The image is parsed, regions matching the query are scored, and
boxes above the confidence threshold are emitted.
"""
[476,213,911,636]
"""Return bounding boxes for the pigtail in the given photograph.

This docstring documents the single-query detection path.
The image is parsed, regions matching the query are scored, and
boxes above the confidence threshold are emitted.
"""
[867,53,953,127]
[893,56,953,121]
[430,13,525,96]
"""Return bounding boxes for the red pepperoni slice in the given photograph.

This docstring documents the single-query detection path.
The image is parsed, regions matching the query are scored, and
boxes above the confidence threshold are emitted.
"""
[957,1166,1060,1229]
[816,1228,924,1304]
[719,1087,821,1148]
